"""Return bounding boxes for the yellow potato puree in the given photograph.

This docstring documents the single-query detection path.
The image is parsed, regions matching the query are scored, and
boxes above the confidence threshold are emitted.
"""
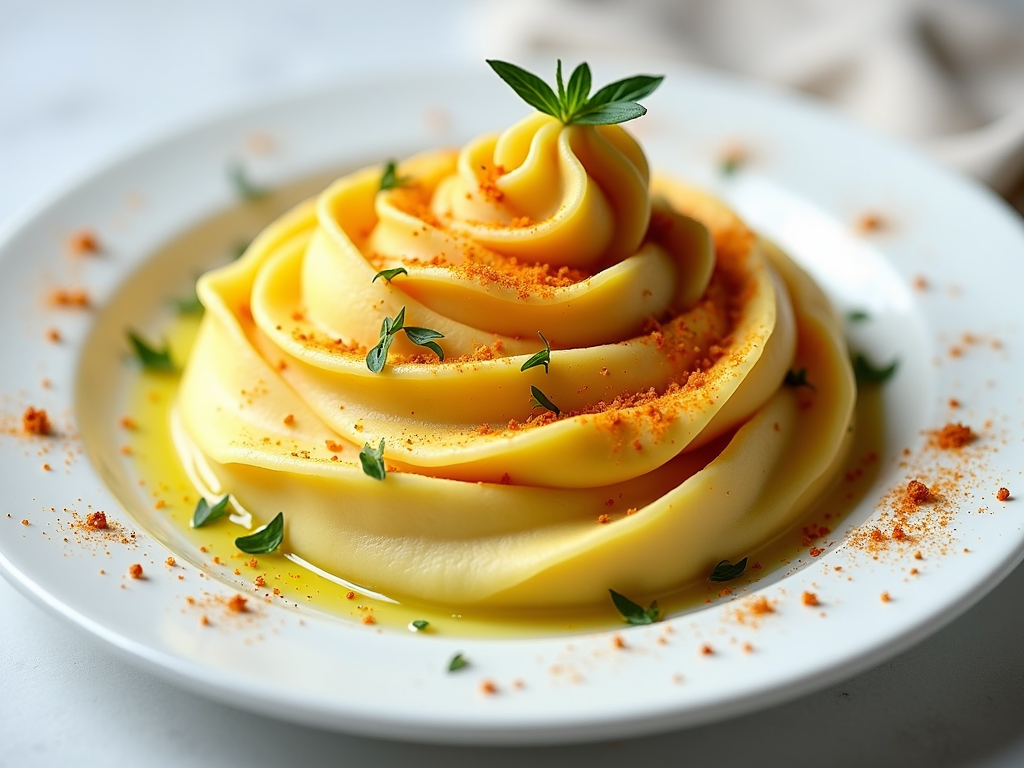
[174,110,856,608]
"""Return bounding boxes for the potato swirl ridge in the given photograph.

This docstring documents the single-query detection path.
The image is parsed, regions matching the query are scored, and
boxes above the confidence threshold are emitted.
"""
[175,112,856,607]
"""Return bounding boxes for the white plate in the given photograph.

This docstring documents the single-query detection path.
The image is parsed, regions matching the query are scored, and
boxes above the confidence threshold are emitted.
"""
[2,64,1023,746]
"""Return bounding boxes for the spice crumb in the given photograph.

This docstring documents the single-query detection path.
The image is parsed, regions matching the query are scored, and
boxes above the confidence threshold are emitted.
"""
[480,680,497,695]
[128,563,143,579]
[227,594,248,612]
[362,614,376,625]
[914,550,924,560]
[22,407,51,436]
[802,591,820,607]
[597,514,610,524]
[255,575,266,587]
[699,644,714,656]
[997,487,1011,502]
[20,519,29,526]
[165,556,175,567]
[880,591,891,603]
[46,328,61,343]
[68,229,100,254]
[906,479,932,504]
[612,635,626,649]
[933,422,975,449]
[283,414,295,426]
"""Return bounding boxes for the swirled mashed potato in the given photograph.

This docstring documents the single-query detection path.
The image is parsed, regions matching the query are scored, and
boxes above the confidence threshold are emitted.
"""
[175,112,855,607]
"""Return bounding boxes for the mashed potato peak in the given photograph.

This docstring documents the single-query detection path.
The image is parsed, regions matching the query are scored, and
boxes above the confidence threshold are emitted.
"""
[175,108,856,607]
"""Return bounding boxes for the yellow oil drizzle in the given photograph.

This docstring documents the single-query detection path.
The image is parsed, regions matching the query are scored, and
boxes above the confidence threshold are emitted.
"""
[125,314,883,639]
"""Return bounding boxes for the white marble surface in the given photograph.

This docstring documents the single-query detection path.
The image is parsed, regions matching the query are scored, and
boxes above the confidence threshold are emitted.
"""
[3,2,1024,766]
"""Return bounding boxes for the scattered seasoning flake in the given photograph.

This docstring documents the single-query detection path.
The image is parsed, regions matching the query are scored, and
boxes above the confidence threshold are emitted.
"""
[255,575,266,587]
[49,289,90,307]
[802,591,820,607]
[283,414,295,426]
[21,519,29,526]
[448,652,469,672]
[86,511,108,529]
[612,635,626,649]
[46,328,61,343]
[68,229,100,254]
[933,422,975,449]
[914,551,924,560]
[119,416,137,430]
[362,615,376,625]
[809,547,824,557]
[479,680,498,695]
[22,407,51,435]
[997,487,1011,502]
[856,213,884,233]
[906,479,932,504]
[227,595,248,613]
[700,644,714,656]
[880,591,892,603]
[597,514,610,524]
[128,563,143,579]
[165,557,175,567]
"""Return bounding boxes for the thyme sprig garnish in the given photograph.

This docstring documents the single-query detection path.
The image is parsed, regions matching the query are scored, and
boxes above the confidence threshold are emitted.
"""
[784,368,816,391]
[191,495,230,529]
[379,160,410,191]
[529,385,560,416]
[366,307,445,372]
[235,512,284,554]
[486,59,663,126]
[520,331,551,374]
[448,652,469,672]
[127,331,175,371]
[360,438,387,481]
[609,589,660,625]
[709,557,748,582]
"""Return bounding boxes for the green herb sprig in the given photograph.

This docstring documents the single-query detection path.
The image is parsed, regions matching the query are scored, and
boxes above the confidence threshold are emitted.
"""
[191,496,230,529]
[379,160,410,191]
[520,331,551,374]
[410,619,429,632]
[127,331,174,371]
[709,557,748,582]
[366,307,445,372]
[486,60,663,126]
[529,385,560,416]
[235,512,284,554]
[448,652,469,672]
[609,589,660,625]
[852,353,899,385]
[360,438,387,481]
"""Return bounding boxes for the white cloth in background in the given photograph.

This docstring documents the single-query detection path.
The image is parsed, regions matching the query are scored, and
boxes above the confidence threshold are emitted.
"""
[471,0,1024,203]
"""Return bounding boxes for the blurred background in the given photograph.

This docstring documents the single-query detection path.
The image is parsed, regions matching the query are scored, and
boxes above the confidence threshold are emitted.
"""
[3,1,1024,767]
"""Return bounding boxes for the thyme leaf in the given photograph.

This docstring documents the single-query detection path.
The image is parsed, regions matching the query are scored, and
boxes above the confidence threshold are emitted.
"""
[360,438,386,481]
[372,267,409,284]
[529,385,560,415]
[127,331,174,371]
[448,652,469,672]
[852,353,899,385]
[191,495,230,529]
[784,368,816,391]
[709,557,748,582]
[609,589,660,625]
[520,331,551,374]
[234,512,284,554]
[379,160,410,191]
[227,162,267,201]
[404,326,445,361]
